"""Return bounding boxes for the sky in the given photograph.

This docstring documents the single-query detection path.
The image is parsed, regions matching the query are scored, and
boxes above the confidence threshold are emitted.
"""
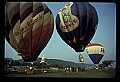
[5,2,116,64]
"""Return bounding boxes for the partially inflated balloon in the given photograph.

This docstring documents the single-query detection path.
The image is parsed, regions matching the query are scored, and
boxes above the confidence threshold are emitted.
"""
[5,2,54,62]
[86,43,105,64]
[56,2,98,52]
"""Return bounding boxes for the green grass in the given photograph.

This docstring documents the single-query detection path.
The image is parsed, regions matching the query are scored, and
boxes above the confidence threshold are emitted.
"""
[5,69,115,78]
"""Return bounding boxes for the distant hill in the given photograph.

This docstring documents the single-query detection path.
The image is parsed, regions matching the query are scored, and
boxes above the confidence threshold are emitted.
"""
[5,58,95,67]
[35,58,95,67]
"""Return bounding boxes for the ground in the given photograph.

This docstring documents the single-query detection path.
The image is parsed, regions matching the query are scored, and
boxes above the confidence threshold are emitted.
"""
[5,68,115,78]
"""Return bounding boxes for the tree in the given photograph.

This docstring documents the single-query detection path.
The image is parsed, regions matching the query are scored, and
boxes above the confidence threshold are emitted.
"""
[98,64,105,69]
[102,60,114,67]
[14,61,19,66]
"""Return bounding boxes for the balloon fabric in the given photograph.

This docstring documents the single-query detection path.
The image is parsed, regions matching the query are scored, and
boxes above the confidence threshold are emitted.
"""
[56,2,98,52]
[5,2,54,62]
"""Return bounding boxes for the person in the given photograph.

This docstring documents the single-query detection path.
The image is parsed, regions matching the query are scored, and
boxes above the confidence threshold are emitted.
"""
[76,68,79,72]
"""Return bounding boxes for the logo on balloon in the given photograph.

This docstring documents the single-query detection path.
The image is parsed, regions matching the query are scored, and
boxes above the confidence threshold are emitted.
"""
[27,14,42,28]
[13,14,43,37]
[59,2,79,32]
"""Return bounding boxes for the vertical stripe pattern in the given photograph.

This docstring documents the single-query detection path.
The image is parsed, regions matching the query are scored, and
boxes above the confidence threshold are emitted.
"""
[56,2,98,52]
[5,2,54,62]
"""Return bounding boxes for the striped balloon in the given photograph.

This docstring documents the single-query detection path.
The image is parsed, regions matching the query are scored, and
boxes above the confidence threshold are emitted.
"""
[5,2,54,62]
[86,43,105,64]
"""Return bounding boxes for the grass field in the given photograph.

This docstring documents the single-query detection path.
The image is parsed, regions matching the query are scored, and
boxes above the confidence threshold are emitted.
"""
[5,68,115,78]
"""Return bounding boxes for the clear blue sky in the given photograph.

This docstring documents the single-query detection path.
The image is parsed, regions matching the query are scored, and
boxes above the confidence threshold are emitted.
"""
[5,2,116,64]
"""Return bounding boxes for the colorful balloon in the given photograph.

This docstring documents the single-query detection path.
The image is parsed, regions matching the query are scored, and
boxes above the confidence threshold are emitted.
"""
[78,54,84,62]
[5,2,54,62]
[86,43,105,64]
[56,2,98,52]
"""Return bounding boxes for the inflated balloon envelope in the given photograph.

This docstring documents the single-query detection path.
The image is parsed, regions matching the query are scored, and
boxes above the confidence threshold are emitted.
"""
[86,43,105,65]
[5,2,54,62]
[56,2,98,61]
[56,2,98,52]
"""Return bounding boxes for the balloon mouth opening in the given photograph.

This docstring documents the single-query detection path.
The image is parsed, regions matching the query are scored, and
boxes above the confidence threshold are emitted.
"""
[22,55,38,62]
[73,45,85,52]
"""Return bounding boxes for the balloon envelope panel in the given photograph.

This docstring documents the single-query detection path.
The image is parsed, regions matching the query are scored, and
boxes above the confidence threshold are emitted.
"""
[89,54,104,64]
[56,2,98,52]
[5,2,54,62]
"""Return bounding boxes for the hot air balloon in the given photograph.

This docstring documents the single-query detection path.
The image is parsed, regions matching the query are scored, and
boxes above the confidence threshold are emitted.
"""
[78,54,84,62]
[56,2,98,62]
[86,43,105,69]
[5,2,54,63]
